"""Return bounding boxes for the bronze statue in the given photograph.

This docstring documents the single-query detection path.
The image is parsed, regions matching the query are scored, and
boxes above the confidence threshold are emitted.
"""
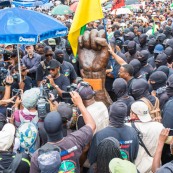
[78,29,113,107]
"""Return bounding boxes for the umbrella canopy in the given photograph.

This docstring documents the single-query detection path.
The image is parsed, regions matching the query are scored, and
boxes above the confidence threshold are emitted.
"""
[70,1,78,12]
[116,8,132,15]
[12,0,48,7]
[51,5,72,15]
[0,7,68,44]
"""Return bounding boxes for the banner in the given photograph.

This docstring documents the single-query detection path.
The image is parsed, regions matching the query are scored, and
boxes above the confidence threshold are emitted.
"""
[112,0,125,10]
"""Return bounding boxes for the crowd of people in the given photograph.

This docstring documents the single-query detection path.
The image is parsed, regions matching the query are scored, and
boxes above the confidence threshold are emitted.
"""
[1,0,173,172]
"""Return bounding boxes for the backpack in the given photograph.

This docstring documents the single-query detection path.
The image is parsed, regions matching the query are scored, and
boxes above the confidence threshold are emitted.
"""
[0,153,22,173]
[140,97,161,119]
[38,143,77,173]
[16,111,39,154]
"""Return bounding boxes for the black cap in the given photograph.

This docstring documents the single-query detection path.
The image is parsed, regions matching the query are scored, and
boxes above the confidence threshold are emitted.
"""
[44,111,63,142]
[47,59,60,69]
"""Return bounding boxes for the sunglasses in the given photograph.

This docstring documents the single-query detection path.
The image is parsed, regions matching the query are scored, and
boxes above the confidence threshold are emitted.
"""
[48,68,56,71]
[45,54,53,57]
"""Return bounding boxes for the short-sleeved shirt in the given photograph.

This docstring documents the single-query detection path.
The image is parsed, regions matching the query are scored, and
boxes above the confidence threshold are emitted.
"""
[60,61,77,83]
[30,125,93,173]
[88,125,139,164]
[53,74,70,92]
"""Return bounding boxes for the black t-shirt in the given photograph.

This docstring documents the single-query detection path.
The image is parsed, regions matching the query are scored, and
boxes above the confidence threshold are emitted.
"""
[53,74,70,91]
[36,61,50,81]
[88,126,139,164]
[0,152,30,173]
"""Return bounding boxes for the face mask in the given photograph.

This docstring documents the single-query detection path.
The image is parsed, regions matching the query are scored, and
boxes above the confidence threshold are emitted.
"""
[66,48,72,55]
[148,46,154,53]
[56,55,64,64]
[138,57,147,66]
[128,49,136,55]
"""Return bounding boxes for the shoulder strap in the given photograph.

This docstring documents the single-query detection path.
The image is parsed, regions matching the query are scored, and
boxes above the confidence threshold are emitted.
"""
[152,96,160,114]
[31,115,39,125]
[19,111,27,123]
[131,122,152,157]
[40,61,46,70]
[140,97,153,110]
[9,153,23,172]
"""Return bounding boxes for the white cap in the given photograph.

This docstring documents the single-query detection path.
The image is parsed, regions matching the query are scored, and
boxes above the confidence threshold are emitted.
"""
[131,101,152,122]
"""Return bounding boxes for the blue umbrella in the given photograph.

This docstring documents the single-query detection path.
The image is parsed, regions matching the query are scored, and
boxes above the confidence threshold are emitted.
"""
[0,7,68,44]
[0,7,67,81]
[12,0,48,7]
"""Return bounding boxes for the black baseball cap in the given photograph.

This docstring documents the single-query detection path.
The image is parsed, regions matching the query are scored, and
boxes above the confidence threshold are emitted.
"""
[47,59,60,69]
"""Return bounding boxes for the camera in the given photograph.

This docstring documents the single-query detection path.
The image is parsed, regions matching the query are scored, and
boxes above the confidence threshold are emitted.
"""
[62,83,78,99]
[37,84,53,119]
[0,48,12,61]
[6,107,15,118]
[37,98,50,119]
[0,67,8,84]
[67,83,78,92]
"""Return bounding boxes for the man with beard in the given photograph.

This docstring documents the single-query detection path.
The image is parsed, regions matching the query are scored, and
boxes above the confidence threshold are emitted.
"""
[54,49,77,83]
[125,41,139,63]
[148,44,164,69]
[46,59,70,100]
[137,50,153,80]
[149,71,168,109]
[139,34,148,50]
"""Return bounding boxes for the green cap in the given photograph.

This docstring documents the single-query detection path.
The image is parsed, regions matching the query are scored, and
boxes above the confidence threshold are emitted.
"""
[109,158,137,173]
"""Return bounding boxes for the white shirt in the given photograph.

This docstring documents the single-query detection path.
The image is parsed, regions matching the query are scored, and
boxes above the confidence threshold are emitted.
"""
[126,121,164,173]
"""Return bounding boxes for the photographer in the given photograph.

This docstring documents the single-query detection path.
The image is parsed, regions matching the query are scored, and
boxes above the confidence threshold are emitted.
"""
[12,65,32,91]
[36,46,54,86]
[12,88,47,152]
[46,59,70,100]
[0,76,13,115]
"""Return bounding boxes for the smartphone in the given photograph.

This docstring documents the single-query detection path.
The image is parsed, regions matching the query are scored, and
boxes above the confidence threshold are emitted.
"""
[6,107,14,117]
[62,92,71,99]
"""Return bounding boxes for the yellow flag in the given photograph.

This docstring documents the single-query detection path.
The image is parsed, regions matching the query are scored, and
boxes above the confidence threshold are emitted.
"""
[68,0,104,56]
